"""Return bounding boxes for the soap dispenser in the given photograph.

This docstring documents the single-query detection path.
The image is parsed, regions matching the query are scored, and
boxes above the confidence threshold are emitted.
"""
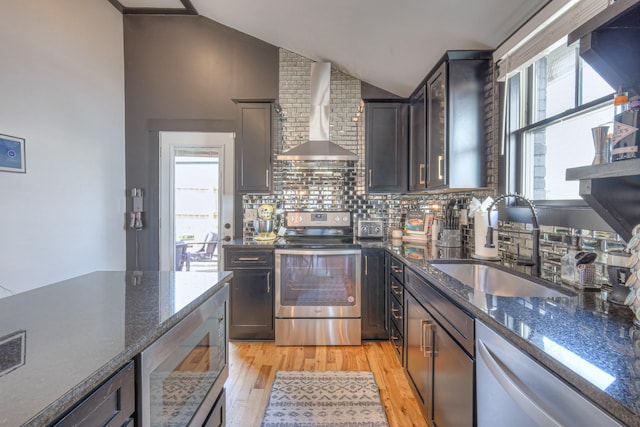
[561,236,580,284]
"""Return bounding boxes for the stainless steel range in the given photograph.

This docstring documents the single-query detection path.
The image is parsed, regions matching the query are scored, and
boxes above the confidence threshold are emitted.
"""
[274,211,361,346]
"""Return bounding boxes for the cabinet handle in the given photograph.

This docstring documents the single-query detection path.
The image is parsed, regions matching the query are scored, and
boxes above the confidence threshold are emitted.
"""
[266,169,269,186]
[364,255,368,276]
[438,155,444,180]
[391,265,402,273]
[267,271,271,293]
[391,307,402,320]
[238,257,260,261]
[391,284,402,295]
[422,320,434,357]
[419,163,425,185]
[368,169,372,187]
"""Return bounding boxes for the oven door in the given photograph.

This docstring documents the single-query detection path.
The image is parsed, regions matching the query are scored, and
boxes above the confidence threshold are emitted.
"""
[275,249,361,318]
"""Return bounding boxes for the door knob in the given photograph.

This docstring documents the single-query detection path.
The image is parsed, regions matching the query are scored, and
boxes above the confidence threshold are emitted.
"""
[223,236,231,242]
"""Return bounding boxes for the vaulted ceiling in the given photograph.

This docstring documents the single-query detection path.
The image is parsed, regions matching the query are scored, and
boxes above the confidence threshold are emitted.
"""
[111,0,549,97]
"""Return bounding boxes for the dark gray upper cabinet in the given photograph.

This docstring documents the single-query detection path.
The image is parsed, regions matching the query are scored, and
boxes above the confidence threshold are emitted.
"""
[409,87,427,191]
[426,52,491,190]
[365,102,409,193]
[235,102,272,193]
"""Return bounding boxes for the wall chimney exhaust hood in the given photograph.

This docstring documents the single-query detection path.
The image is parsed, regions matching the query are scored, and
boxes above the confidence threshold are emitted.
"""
[277,62,359,161]
[568,0,640,96]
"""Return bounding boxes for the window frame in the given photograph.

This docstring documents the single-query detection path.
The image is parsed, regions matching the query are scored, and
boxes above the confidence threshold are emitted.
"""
[497,46,616,231]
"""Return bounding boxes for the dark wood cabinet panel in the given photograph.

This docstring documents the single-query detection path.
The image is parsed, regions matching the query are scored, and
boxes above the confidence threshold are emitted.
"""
[387,254,405,365]
[361,249,387,340]
[426,53,490,190]
[409,87,427,192]
[235,102,272,193]
[52,361,135,427]
[225,248,274,340]
[365,102,408,193]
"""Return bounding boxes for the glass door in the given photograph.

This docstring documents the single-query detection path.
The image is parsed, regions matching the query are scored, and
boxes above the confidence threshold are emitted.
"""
[275,249,361,318]
[159,132,235,272]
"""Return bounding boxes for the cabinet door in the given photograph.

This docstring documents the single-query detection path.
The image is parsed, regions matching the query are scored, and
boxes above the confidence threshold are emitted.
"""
[427,63,447,189]
[405,292,433,421]
[229,269,274,340]
[409,87,427,192]
[365,102,408,193]
[433,325,473,427]
[236,103,272,193]
[361,249,387,340]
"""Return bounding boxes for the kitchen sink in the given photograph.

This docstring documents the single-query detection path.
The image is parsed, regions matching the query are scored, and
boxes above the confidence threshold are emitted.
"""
[430,262,574,298]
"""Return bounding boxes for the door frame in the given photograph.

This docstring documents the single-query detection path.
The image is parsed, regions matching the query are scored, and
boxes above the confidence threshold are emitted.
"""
[155,121,235,271]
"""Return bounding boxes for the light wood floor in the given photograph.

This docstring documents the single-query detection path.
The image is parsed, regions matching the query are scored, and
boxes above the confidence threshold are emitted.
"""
[224,341,429,427]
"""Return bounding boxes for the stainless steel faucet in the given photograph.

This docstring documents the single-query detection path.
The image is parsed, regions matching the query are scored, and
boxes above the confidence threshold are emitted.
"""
[485,193,541,277]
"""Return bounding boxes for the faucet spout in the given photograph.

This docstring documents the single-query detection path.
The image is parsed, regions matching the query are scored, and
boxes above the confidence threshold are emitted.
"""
[485,193,541,277]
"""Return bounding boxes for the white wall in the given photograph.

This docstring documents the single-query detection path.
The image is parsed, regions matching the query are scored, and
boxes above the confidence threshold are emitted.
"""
[0,1,126,296]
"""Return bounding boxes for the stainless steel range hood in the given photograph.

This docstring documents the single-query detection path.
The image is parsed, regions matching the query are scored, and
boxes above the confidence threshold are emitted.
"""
[277,62,359,161]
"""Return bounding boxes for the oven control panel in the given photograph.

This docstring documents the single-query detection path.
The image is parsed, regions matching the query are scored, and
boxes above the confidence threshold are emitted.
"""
[286,211,351,227]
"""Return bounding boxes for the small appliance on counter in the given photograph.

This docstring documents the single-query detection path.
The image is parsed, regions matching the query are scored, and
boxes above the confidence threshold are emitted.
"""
[607,250,631,304]
[253,204,278,241]
[355,219,384,239]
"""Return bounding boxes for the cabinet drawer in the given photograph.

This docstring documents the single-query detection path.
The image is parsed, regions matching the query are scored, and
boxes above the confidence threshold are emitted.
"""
[389,257,404,282]
[389,320,404,364]
[389,276,404,302]
[226,250,273,268]
[53,361,134,427]
[390,294,404,332]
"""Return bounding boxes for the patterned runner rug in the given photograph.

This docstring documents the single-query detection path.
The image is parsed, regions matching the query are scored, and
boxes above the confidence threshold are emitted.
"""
[261,371,389,427]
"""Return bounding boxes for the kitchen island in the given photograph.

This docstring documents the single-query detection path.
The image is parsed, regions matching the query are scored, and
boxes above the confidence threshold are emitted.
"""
[0,270,232,427]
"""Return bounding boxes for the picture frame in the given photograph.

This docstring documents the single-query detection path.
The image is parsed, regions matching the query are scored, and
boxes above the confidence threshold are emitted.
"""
[0,134,26,173]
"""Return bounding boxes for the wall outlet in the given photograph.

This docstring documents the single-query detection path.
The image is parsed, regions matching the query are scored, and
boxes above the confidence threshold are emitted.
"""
[245,208,257,221]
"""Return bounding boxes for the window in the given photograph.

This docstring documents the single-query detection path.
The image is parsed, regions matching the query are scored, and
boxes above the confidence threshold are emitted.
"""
[506,40,614,201]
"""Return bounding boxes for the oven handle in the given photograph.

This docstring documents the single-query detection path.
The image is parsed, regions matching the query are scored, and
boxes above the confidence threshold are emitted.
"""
[274,249,362,256]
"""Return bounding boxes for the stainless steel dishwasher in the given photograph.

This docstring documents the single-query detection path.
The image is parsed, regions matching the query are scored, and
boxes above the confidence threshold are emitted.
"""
[476,321,623,427]
[405,269,474,427]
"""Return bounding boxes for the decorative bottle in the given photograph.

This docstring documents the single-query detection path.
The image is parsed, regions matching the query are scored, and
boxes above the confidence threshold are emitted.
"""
[611,91,639,161]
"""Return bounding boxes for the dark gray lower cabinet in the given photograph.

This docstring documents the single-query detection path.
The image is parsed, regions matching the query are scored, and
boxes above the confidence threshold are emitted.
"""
[361,249,387,340]
[53,361,135,427]
[225,248,274,340]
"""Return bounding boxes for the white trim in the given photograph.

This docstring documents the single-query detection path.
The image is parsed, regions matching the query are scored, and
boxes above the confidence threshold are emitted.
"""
[494,0,609,80]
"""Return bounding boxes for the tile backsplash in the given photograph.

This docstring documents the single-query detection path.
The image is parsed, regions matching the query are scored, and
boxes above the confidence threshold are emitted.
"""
[242,48,627,289]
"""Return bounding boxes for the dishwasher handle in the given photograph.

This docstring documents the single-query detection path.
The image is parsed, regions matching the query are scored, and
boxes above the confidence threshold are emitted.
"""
[477,340,563,427]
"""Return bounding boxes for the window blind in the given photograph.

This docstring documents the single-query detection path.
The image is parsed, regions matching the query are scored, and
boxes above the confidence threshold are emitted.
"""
[494,0,609,81]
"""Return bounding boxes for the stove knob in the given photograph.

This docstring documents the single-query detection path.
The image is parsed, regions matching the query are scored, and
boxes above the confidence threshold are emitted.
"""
[375,226,381,234]
[343,215,349,223]
[298,216,303,223]
[361,226,368,234]
[334,215,341,222]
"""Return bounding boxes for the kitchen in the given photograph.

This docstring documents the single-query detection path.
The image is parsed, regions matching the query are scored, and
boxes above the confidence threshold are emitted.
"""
[2,0,640,426]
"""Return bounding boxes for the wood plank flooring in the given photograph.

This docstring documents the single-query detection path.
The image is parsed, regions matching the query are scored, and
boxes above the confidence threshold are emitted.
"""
[225,341,428,427]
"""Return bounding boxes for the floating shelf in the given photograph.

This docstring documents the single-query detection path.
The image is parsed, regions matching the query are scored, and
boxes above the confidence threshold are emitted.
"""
[566,160,640,242]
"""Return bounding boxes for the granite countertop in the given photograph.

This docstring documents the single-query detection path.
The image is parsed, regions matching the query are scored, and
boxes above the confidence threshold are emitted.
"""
[0,270,232,427]
[386,244,639,427]
[223,238,640,424]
